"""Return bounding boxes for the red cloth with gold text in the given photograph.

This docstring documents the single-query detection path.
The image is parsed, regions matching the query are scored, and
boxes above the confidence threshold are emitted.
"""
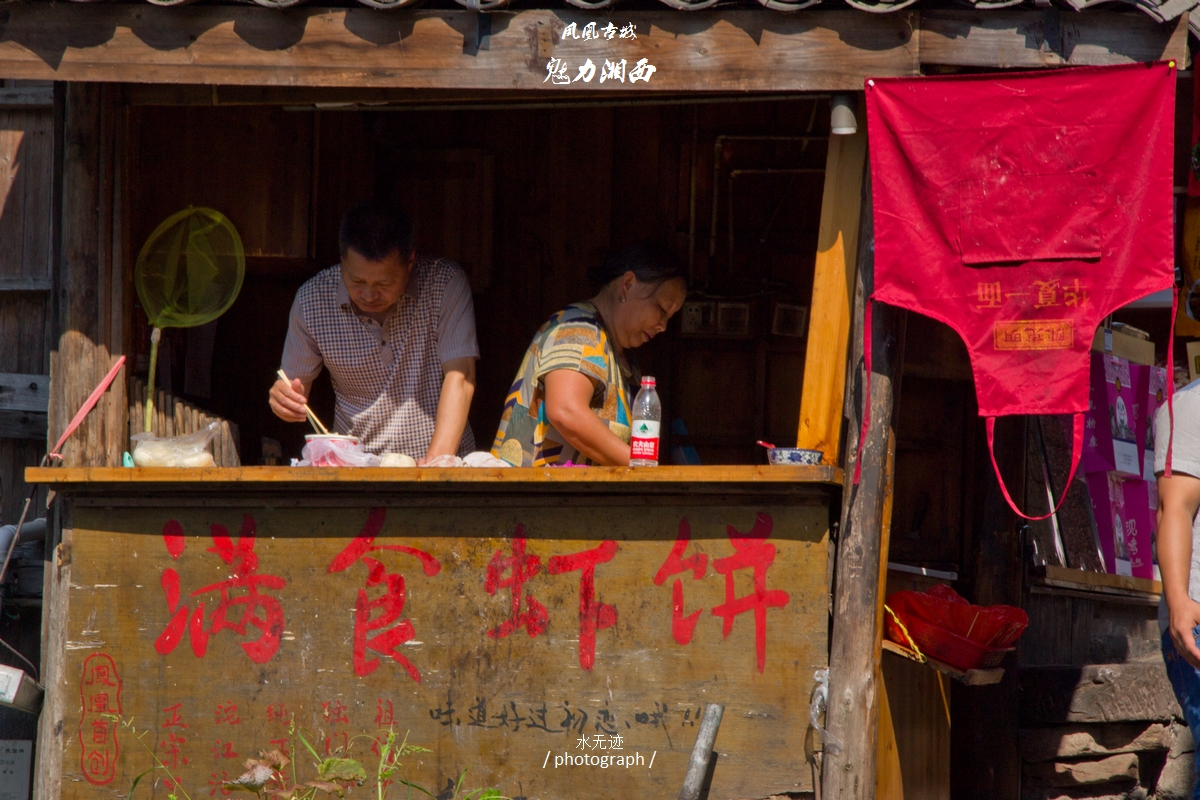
[863,63,1176,517]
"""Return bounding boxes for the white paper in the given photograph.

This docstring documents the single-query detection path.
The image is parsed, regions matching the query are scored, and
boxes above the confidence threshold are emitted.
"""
[0,740,32,800]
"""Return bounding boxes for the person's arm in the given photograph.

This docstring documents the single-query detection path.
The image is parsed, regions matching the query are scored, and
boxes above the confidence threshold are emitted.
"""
[543,369,631,466]
[420,356,476,463]
[1159,468,1200,667]
[271,294,322,423]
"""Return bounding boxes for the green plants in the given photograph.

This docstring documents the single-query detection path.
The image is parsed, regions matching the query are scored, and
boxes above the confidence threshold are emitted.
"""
[108,713,506,800]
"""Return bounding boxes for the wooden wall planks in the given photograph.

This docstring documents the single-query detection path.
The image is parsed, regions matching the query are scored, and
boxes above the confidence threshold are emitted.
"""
[0,102,53,516]
[50,83,127,469]
[128,106,314,260]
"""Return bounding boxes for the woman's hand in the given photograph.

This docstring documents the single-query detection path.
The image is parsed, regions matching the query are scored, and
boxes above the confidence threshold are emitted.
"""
[269,377,311,423]
[543,369,631,466]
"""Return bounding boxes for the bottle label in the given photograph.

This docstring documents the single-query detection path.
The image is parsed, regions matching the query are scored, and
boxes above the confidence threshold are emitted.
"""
[631,420,660,461]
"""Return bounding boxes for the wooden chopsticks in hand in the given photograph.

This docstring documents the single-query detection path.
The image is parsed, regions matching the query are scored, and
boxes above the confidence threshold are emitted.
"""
[277,369,330,435]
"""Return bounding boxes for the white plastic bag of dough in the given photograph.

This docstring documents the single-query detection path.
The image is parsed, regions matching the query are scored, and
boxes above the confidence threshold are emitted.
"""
[422,454,463,468]
[296,436,381,467]
[462,451,512,468]
[380,453,417,467]
[131,422,219,468]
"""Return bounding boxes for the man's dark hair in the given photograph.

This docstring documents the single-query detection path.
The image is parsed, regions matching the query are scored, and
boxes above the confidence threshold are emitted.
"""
[587,240,687,291]
[339,201,415,262]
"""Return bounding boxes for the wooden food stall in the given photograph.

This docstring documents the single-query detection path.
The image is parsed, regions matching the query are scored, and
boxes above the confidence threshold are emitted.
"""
[0,7,1184,800]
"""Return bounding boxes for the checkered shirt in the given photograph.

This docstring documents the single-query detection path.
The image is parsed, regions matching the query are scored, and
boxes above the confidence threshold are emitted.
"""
[282,256,478,458]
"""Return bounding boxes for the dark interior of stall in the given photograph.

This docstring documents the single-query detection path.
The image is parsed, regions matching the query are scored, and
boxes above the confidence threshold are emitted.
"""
[123,98,830,466]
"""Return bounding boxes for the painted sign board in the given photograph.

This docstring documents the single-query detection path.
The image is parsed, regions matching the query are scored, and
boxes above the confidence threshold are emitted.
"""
[55,500,827,799]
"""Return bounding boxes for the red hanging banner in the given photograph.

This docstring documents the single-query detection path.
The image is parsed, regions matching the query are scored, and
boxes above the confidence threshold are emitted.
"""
[864,63,1176,517]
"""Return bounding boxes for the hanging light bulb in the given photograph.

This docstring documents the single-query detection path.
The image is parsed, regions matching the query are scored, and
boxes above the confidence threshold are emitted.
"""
[831,94,858,136]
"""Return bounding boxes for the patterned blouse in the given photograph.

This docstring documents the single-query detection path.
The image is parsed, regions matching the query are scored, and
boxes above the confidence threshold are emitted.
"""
[491,303,632,467]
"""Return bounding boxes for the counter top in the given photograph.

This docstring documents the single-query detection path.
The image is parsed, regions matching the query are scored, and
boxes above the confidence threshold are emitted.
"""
[27,465,842,504]
[28,464,841,486]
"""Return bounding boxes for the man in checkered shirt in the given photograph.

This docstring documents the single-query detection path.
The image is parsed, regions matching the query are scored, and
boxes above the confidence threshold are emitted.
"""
[269,202,479,462]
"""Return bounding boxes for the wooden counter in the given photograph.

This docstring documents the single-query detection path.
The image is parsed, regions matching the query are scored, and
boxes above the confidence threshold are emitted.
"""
[27,463,841,490]
[30,464,834,800]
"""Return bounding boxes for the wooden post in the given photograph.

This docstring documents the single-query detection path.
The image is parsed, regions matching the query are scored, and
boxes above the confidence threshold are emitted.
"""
[797,97,867,464]
[678,703,724,800]
[822,171,903,800]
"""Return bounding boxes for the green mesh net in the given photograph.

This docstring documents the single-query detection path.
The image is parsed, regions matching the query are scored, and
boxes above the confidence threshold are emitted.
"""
[135,206,245,329]
[135,207,245,432]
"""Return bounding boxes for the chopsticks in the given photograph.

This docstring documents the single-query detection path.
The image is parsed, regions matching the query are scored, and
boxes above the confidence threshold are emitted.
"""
[277,369,330,435]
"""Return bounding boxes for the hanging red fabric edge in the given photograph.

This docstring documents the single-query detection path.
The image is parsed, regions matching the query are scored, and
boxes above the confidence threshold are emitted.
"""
[987,413,1085,522]
[1167,289,1178,478]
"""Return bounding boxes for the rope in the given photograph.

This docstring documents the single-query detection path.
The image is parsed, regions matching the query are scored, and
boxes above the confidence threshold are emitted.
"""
[883,604,925,663]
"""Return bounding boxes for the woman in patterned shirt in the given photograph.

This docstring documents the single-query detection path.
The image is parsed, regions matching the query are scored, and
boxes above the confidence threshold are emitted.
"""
[492,242,686,467]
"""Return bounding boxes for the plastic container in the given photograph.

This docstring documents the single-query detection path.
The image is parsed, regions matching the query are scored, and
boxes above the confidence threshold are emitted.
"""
[630,376,661,467]
[884,585,1028,671]
[299,434,380,467]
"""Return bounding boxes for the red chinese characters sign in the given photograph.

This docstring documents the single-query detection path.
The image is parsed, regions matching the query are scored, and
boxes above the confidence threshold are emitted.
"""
[61,503,826,800]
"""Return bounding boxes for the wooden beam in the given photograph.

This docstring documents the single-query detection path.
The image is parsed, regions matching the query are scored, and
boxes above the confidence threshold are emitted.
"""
[920,11,1189,69]
[823,171,903,800]
[0,372,48,413]
[0,7,917,91]
[0,409,46,439]
[797,97,867,463]
[0,83,51,108]
[0,277,50,291]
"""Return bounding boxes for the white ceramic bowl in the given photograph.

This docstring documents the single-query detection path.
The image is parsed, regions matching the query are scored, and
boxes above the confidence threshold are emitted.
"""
[767,447,823,466]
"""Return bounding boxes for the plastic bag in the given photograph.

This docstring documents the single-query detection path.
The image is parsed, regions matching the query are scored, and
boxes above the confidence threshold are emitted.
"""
[808,668,842,756]
[423,454,463,468]
[132,422,219,468]
[885,584,1029,671]
[296,436,380,467]
[462,451,511,468]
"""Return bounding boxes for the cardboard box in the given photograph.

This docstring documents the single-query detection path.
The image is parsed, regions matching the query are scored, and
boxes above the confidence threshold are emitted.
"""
[1083,353,1143,477]
[1085,472,1157,579]
[1137,363,1169,481]
[1091,326,1156,366]
[1119,478,1157,580]
[1087,472,1132,576]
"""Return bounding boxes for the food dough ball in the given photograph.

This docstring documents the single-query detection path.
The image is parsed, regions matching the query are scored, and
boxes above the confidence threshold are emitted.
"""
[380,453,416,468]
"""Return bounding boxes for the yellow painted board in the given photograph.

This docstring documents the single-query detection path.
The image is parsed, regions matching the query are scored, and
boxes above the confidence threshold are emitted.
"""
[58,502,828,800]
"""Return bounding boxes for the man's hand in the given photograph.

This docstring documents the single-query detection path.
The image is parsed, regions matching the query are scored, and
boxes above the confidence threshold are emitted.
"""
[269,377,310,423]
[1171,599,1200,669]
[419,357,477,465]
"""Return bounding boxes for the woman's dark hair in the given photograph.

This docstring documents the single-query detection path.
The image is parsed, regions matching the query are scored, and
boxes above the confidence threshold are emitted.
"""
[339,201,414,261]
[588,241,687,291]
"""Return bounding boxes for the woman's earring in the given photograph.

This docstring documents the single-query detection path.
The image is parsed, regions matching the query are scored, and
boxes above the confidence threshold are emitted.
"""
[620,296,626,303]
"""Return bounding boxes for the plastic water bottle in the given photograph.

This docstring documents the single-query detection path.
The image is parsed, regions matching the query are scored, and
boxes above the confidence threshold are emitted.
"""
[630,376,661,467]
